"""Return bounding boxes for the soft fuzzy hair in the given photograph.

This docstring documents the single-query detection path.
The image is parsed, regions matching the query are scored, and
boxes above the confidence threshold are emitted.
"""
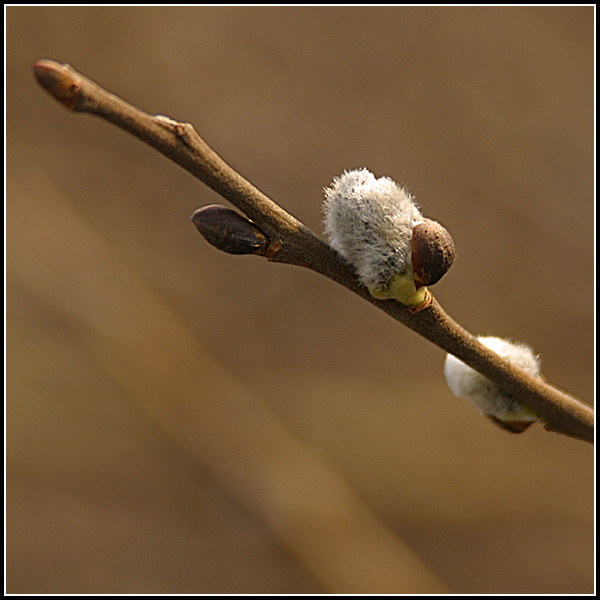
[323,168,422,289]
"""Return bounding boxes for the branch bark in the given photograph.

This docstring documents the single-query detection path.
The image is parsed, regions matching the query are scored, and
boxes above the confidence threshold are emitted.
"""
[33,59,594,443]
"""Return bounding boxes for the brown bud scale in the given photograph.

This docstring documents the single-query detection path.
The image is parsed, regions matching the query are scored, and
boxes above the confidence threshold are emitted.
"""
[33,60,81,110]
[411,218,455,288]
[191,205,269,256]
[487,415,533,434]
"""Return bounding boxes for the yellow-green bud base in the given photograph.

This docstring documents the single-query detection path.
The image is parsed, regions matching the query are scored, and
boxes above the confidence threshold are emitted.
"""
[369,273,427,307]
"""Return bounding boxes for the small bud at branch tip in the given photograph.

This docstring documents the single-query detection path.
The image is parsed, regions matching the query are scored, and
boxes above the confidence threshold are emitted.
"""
[33,59,81,109]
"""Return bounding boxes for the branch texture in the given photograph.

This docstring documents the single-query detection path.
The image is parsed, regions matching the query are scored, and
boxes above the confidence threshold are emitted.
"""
[33,59,594,443]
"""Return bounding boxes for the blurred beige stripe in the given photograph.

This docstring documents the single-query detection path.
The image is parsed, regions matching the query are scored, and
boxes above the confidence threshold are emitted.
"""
[8,161,449,594]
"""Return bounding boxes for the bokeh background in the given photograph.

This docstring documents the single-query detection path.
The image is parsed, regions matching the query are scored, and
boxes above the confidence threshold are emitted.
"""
[6,6,594,594]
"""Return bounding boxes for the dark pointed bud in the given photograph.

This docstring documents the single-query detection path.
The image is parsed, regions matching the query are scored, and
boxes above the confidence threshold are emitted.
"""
[191,205,270,256]
[411,218,455,288]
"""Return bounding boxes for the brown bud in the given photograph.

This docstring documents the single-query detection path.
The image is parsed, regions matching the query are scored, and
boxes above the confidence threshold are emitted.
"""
[191,205,270,256]
[33,60,81,110]
[411,218,455,288]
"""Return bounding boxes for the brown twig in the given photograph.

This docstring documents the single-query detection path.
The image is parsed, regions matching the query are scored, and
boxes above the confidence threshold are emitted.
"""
[33,59,594,443]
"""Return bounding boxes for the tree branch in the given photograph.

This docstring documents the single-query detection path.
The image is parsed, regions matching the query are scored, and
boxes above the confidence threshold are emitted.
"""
[33,59,594,443]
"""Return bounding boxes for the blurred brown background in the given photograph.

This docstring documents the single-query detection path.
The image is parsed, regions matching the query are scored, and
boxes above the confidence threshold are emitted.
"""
[6,6,594,594]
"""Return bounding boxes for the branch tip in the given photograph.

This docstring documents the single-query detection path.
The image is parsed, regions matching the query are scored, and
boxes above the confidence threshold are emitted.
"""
[33,59,81,109]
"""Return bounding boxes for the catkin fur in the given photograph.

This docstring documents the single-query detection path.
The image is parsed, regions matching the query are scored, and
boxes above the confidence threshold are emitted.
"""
[444,336,543,422]
[323,169,423,289]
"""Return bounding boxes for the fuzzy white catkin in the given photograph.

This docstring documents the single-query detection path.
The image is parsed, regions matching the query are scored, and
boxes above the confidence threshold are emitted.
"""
[323,169,423,289]
[444,336,544,422]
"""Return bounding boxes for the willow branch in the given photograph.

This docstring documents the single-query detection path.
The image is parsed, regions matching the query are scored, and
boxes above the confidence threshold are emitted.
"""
[33,59,594,443]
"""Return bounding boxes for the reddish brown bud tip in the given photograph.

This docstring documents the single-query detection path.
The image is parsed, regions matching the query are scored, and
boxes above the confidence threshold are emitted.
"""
[191,205,270,256]
[411,218,455,288]
[33,59,81,109]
